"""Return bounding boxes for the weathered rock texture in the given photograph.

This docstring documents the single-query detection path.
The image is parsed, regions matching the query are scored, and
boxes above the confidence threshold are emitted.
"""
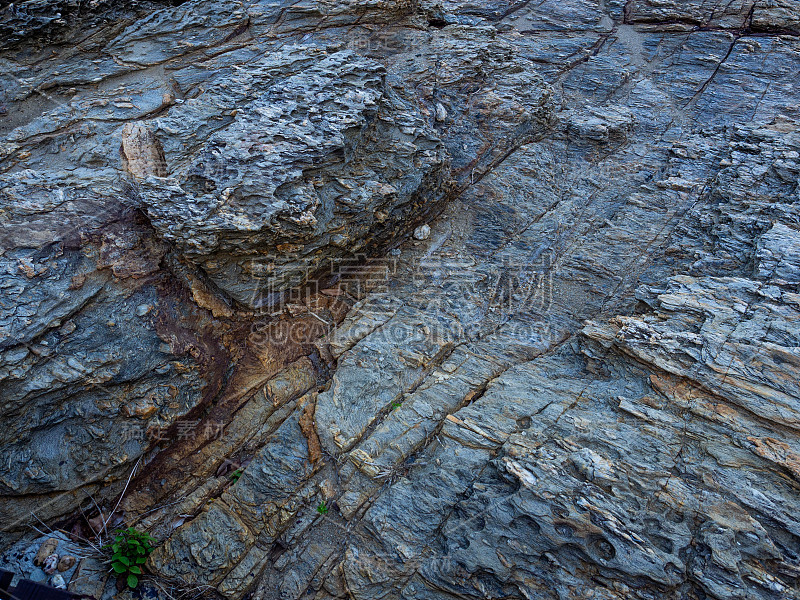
[1,0,800,599]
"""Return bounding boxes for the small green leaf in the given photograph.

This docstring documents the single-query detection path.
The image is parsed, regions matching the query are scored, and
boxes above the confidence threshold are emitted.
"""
[105,526,156,581]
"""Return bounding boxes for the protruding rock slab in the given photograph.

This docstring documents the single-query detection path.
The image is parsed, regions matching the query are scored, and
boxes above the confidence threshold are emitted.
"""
[135,49,451,309]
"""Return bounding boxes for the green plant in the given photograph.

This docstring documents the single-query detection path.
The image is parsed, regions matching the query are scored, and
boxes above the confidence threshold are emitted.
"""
[391,401,402,410]
[104,527,155,589]
[316,501,329,515]
[230,468,244,483]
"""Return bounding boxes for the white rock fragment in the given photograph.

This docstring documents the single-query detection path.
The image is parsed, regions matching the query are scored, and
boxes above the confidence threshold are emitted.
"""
[51,573,66,589]
[413,224,431,240]
[43,553,59,575]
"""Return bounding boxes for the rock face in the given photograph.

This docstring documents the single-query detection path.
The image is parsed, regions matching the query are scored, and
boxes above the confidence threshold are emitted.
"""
[1,0,800,599]
[134,49,450,308]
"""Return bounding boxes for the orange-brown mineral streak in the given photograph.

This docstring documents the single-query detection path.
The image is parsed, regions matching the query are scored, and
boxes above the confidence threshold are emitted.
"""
[121,122,168,178]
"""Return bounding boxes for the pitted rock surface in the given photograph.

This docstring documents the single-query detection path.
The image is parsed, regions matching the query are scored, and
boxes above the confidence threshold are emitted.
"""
[134,49,450,307]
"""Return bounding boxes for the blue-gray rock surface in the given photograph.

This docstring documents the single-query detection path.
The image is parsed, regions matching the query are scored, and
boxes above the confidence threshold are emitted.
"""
[1,0,800,599]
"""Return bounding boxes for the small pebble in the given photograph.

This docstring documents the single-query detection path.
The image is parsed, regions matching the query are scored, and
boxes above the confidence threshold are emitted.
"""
[51,573,66,589]
[34,538,58,566]
[413,224,431,240]
[43,553,59,575]
[57,555,76,572]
